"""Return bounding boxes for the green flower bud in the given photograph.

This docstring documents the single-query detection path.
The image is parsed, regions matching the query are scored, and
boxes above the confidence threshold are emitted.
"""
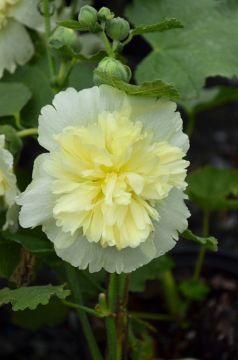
[94,57,131,84]
[105,17,130,41]
[78,5,97,27]
[50,26,80,50]
[98,7,114,22]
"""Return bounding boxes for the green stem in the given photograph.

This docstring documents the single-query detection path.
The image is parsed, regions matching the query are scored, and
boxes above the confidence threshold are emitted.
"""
[193,210,210,281]
[17,128,38,138]
[160,270,184,317]
[14,113,23,130]
[106,274,118,360]
[121,32,133,47]
[62,299,102,317]
[129,315,157,333]
[79,271,105,293]
[116,274,130,360]
[186,111,195,138]
[130,312,173,322]
[65,264,103,360]
[43,0,55,80]
[99,31,115,58]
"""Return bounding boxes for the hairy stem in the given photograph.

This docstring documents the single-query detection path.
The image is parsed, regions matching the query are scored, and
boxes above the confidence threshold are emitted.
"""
[17,128,38,138]
[193,210,210,280]
[99,31,115,58]
[160,270,184,317]
[65,264,103,360]
[43,0,56,81]
[106,274,118,360]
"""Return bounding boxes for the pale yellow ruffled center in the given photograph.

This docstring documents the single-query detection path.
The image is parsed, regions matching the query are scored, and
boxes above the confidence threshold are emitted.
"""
[46,111,188,250]
[0,0,19,29]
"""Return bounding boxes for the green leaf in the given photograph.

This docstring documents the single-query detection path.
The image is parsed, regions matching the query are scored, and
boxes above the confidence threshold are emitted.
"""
[129,325,154,360]
[2,55,54,126]
[0,284,70,311]
[126,0,238,99]
[131,18,183,36]
[0,239,21,278]
[130,255,174,292]
[179,279,210,301]
[182,229,218,251]
[0,82,31,117]
[0,125,22,155]
[3,231,54,254]
[58,20,89,31]
[94,69,179,99]
[69,61,95,90]
[188,166,238,211]
[12,298,68,330]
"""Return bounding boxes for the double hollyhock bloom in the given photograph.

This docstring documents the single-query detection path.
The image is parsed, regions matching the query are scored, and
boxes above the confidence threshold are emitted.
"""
[0,0,43,78]
[18,85,190,273]
[0,134,18,231]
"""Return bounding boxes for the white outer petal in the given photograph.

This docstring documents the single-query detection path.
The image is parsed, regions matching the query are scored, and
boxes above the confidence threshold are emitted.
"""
[0,19,34,78]
[38,86,129,151]
[45,188,190,273]
[129,96,189,153]
[38,85,187,154]
[8,0,44,31]
[17,154,55,228]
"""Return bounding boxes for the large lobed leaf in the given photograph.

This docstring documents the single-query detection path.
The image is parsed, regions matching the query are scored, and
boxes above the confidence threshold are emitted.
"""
[188,166,238,211]
[0,83,31,117]
[126,0,238,99]
[0,284,70,311]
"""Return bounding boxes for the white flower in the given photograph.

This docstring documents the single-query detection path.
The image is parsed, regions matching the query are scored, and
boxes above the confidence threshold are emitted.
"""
[0,134,18,231]
[0,0,43,78]
[18,85,190,273]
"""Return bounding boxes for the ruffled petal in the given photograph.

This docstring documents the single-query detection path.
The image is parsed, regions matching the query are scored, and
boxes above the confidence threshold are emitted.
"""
[0,19,33,78]
[38,86,129,151]
[17,154,55,228]
[129,96,189,153]
[45,188,189,273]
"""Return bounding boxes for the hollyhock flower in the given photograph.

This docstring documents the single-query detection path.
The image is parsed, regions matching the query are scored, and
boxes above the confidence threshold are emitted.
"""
[0,134,18,231]
[0,0,43,78]
[18,85,190,273]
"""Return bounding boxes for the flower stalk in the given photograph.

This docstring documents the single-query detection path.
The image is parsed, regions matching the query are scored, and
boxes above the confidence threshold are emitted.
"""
[43,0,56,82]
[193,210,210,280]
[65,264,103,360]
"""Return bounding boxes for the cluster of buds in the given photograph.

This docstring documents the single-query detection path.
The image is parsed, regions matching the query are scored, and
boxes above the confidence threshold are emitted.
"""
[77,6,132,84]
[78,5,130,41]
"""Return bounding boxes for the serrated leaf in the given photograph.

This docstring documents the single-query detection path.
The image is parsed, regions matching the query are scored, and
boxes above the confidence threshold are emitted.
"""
[0,284,70,311]
[126,0,238,99]
[130,255,174,292]
[182,229,218,251]
[132,18,183,36]
[12,298,68,330]
[58,20,89,31]
[0,82,31,117]
[188,166,238,211]
[94,70,179,99]
[179,279,210,301]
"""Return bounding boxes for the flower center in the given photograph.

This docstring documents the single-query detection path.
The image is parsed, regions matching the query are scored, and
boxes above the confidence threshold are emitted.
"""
[0,0,19,29]
[45,111,188,250]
